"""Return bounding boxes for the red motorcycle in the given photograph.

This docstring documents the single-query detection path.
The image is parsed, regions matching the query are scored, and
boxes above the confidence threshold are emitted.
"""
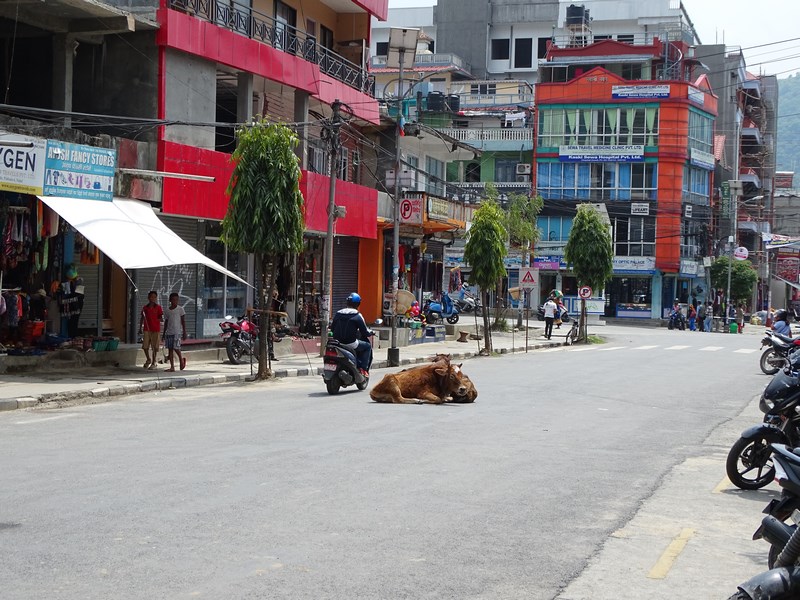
[219,314,259,365]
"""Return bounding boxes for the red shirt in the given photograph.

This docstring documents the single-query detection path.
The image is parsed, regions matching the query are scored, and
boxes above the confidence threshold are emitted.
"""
[141,303,163,332]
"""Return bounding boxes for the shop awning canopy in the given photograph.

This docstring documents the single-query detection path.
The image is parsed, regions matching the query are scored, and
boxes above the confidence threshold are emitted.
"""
[39,196,251,286]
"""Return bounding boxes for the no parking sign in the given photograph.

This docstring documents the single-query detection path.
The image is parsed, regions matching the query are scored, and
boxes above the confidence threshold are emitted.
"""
[578,286,593,299]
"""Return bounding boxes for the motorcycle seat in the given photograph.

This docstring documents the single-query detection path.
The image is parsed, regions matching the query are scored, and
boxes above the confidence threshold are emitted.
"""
[773,332,798,344]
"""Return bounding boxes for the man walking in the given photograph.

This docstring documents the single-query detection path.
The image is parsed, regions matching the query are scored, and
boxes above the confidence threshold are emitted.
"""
[163,292,187,372]
[139,290,163,369]
[697,301,706,332]
[543,296,557,340]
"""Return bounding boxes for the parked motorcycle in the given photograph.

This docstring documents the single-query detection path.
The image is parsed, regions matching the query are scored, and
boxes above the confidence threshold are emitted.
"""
[667,308,685,330]
[219,314,259,365]
[726,352,800,490]
[322,325,378,395]
[536,305,570,323]
[424,292,460,324]
[761,329,800,375]
[453,285,480,314]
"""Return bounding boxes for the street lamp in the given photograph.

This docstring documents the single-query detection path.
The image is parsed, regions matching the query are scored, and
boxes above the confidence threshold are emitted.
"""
[386,27,419,367]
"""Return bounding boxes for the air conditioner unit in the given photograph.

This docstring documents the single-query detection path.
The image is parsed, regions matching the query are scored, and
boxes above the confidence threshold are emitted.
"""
[516,174,531,183]
[515,163,532,175]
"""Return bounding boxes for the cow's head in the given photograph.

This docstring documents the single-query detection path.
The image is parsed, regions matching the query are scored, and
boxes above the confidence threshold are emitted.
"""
[431,353,452,365]
[434,363,467,397]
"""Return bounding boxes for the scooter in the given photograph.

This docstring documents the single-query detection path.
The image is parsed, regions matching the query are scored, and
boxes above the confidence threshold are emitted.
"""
[219,314,259,365]
[453,285,480,315]
[424,292,460,324]
[322,330,376,395]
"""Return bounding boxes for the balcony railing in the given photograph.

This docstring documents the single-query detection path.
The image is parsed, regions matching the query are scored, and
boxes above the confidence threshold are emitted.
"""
[437,128,533,143]
[371,52,470,72]
[168,0,374,95]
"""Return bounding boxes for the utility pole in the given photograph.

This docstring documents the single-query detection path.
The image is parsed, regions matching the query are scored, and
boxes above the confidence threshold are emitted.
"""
[388,49,405,368]
[319,99,342,356]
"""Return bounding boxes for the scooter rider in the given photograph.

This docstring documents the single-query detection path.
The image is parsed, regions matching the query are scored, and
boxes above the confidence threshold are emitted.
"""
[330,292,374,376]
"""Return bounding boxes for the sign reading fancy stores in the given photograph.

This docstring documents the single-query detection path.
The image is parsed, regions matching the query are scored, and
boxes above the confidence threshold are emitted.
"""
[0,135,47,195]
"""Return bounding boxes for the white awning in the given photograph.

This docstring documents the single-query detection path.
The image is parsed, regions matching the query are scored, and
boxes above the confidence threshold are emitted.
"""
[39,196,251,286]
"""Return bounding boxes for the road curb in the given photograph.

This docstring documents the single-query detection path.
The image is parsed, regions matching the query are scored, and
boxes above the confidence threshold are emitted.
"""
[0,340,564,412]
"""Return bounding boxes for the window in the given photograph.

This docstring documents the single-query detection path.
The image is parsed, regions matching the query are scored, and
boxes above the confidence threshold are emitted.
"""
[470,83,496,95]
[688,109,713,153]
[593,35,611,41]
[338,148,350,181]
[204,223,251,320]
[682,164,711,206]
[536,216,573,242]
[612,216,655,256]
[514,38,533,69]
[537,106,659,147]
[309,141,327,174]
[495,159,518,182]
[537,38,549,59]
[536,161,657,201]
[376,41,388,56]
[680,220,703,258]
[320,25,334,50]
[617,34,634,44]
[491,39,510,60]
[621,63,642,80]
[407,155,419,190]
[425,156,445,196]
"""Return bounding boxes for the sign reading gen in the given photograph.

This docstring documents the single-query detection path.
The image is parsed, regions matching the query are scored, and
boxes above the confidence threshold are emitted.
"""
[0,136,47,195]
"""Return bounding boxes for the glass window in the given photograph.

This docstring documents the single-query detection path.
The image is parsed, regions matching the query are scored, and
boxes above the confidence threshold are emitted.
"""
[425,156,445,196]
[491,39,510,60]
[612,216,655,256]
[514,38,533,69]
[204,238,250,320]
[536,160,657,202]
[537,107,657,148]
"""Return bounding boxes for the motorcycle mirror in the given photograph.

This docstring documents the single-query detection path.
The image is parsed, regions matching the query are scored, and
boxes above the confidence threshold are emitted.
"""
[374,319,383,326]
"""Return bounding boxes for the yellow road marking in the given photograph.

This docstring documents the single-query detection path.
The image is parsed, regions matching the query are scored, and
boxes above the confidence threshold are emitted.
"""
[647,528,695,579]
[713,475,730,494]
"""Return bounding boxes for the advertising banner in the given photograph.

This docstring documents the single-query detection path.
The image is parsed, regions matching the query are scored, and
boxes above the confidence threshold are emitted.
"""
[0,136,46,195]
[611,84,670,99]
[690,148,715,170]
[44,140,116,201]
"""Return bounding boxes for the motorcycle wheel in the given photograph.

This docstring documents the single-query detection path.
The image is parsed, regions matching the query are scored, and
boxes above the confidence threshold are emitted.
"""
[726,593,751,600]
[760,349,783,375]
[326,378,341,395]
[668,320,674,330]
[226,336,246,365]
[357,375,369,391]
[679,320,685,331]
[446,314,459,324]
[726,434,778,490]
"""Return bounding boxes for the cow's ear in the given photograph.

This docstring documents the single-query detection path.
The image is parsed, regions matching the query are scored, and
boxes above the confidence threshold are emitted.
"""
[457,363,463,368]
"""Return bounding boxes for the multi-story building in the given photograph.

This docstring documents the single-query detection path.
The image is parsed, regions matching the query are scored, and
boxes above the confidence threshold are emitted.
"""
[533,3,717,319]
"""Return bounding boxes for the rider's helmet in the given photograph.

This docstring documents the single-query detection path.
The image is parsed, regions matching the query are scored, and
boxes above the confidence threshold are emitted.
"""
[346,292,361,307]
[776,309,789,323]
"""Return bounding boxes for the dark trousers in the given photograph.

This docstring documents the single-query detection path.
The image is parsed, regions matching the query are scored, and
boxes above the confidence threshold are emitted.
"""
[544,317,554,339]
[355,339,373,370]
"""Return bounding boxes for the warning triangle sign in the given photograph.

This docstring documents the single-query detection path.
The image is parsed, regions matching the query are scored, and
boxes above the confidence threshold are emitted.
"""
[521,271,536,284]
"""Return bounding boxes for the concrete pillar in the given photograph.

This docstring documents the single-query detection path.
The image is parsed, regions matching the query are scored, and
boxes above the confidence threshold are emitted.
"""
[237,72,254,123]
[294,90,309,170]
[651,272,663,319]
[52,34,75,124]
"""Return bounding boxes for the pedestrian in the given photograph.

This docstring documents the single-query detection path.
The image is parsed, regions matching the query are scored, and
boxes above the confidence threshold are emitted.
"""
[687,304,697,331]
[555,298,566,329]
[704,301,713,333]
[139,290,163,370]
[543,296,557,340]
[163,292,187,372]
[737,303,746,334]
[696,302,706,332]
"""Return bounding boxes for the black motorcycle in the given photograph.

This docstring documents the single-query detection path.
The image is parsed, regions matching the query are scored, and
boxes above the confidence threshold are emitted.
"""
[322,335,373,395]
[731,445,800,599]
[667,308,685,330]
[726,353,800,490]
[761,330,800,375]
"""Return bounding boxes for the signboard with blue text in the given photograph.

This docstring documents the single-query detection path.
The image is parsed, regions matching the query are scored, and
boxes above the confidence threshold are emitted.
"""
[559,145,644,162]
[44,140,116,201]
[611,84,670,99]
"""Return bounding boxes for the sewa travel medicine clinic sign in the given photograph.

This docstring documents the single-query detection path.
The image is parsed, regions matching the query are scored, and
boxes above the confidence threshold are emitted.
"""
[0,136,47,195]
[44,140,116,201]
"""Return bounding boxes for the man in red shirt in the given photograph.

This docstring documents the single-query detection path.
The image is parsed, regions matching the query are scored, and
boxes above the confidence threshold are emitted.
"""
[139,291,163,369]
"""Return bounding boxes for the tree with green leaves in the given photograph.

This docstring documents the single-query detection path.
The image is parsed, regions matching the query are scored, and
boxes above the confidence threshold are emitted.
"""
[709,256,758,308]
[222,121,305,379]
[503,191,543,327]
[464,199,507,353]
[563,204,613,342]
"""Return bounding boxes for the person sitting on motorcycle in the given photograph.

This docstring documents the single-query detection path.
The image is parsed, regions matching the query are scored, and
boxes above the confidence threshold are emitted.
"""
[773,309,792,337]
[330,292,374,377]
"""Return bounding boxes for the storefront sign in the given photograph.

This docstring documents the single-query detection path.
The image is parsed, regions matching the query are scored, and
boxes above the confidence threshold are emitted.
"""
[680,259,699,276]
[558,145,644,163]
[44,140,116,201]
[0,135,46,195]
[612,256,656,274]
[631,203,649,216]
[534,256,565,270]
[733,246,749,261]
[690,148,715,170]
[426,197,450,221]
[399,194,423,225]
[777,252,800,282]
[688,86,705,106]
[611,84,670,99]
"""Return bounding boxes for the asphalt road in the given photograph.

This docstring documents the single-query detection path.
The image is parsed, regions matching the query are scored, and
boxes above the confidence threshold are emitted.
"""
[0,327,772,599]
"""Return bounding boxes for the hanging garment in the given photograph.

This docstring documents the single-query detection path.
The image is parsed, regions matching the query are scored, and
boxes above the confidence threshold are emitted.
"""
[6,293,19,327]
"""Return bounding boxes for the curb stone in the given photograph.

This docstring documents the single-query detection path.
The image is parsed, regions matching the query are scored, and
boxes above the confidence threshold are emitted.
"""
[1,340,564,412]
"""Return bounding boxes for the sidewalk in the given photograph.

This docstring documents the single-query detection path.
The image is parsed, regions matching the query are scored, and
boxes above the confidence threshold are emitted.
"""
[0,324,561,412]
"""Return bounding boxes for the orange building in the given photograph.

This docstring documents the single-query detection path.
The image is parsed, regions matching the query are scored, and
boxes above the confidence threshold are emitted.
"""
[533,37,717,319]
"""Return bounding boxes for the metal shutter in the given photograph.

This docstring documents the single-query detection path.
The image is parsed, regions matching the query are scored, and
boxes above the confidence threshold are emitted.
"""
[134,216,200,337]
[331,236,359,313]
[77,263,100,330]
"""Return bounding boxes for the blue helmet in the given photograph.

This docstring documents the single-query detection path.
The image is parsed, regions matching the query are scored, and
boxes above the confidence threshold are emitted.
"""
[347,292,361,306]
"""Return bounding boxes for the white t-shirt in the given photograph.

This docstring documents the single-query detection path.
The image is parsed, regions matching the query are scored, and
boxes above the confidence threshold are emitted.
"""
[543,300,557,318]
[164,305,186,336]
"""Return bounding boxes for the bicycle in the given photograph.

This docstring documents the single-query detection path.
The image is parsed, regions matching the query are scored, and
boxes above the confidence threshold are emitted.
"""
[564,319,579,345]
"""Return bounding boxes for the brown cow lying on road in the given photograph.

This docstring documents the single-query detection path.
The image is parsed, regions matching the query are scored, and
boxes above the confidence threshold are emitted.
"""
[370,361,468,404]
[448,373,477,403]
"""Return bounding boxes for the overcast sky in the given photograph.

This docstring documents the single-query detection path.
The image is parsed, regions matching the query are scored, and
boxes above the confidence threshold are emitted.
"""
[386,0,800,78]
